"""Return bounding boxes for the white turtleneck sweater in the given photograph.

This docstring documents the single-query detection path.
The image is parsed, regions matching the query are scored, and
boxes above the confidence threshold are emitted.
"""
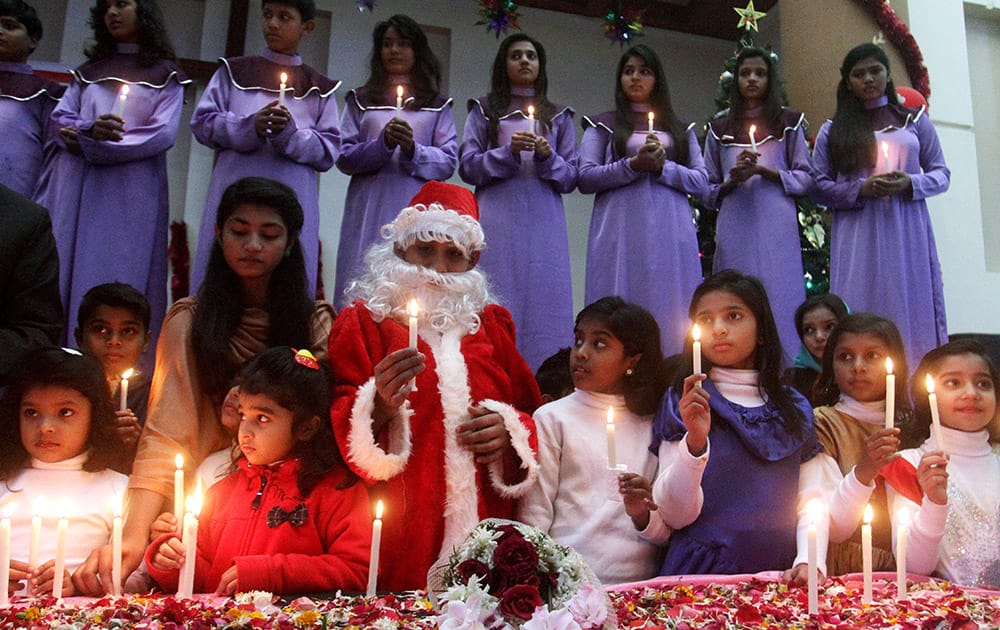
[518,389,671,584]
[0,453,127,575]
[887,427,1000,586]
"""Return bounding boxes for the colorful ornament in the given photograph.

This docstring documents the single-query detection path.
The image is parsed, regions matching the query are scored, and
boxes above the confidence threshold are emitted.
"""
[602,2,644,47]
[734,0,767,32]
[356,0,375,11]
[476,0,521,37]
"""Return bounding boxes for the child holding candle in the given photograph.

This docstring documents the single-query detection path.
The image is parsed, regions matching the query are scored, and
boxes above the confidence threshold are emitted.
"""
[518,297,672,583]
[578,44,706,354]
[34,0,188,355]
[333,14,457,306]
[189,0,340,297]
[0,347,127,597]
[783,293,849,404]
[704,48,813,360]
[809,313,912,576]
[812,43,950,368]
[882,340,1000,588]
[651,270,832,580]
[458,33,577,371]
[145,347,370,595]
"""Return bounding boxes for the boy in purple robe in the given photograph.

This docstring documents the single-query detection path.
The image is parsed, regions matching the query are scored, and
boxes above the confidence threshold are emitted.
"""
[189,0,340,297]
[0,0,64,198]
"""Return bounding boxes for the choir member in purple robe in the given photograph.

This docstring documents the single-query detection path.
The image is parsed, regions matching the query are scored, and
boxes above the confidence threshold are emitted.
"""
[333,14,457,307]
[0,0,65,198]
[703,47,812,362]
[812,43,950,368]
[578,44,707,354]
[34,0,188,355]
[458,34,576,370]
[189,0,340,297]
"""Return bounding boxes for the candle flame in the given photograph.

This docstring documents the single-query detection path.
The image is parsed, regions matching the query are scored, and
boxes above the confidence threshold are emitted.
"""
[897,506,911,527]
[120,84,130,97]
[187,480,203,516]
[885,358,893,375]
[881,140,889,157]
[59,498,72,519]
[280,72,288,84]
[925,373,936,394]
[397,85,404,98]
[121,368,134,380]
[2,502,15,519]
[34,498,45,517]
[606,406,615,426]
[375,500,384,520]
[648,112,654,123]
[527,105,535,119]
[749,124,756,136]
[407,298,419,318]
[175,453,184,469]
[863,503,873,524]
[806,498,823,523]
[691,324,701,342]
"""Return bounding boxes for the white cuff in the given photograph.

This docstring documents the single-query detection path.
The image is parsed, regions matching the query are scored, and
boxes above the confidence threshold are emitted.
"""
[479,399,539,499]
[346,378,413,480]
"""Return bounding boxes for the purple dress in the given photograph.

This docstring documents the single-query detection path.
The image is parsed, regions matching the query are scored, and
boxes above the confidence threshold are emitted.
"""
[333,86,457,307]
[35,44,188,353]
[704,108,812,361]
[0,62,64,198]
[458,94,577,370]
[812,98,949,367]
[189,50,341,296]
[652,379,819,574]
[578,110,707,354]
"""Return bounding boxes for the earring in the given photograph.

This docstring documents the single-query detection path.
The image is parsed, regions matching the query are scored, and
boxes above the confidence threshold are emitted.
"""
[284,246,292,258]
[625,368,634,376]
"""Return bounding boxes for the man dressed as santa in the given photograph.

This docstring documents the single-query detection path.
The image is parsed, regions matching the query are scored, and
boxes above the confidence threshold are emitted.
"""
[329,181,541,592]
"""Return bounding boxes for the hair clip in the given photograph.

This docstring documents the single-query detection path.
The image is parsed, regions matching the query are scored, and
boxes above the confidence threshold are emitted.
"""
[292,348,319,370]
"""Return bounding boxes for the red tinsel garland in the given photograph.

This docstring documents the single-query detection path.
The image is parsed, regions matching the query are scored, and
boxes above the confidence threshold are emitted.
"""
[853,0,930,99]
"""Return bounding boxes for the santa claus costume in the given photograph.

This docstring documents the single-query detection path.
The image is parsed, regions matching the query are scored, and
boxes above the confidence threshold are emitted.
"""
[328,181,541,592]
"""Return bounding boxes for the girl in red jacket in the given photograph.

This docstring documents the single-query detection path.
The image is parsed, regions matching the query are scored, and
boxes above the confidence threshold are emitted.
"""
[145,347,371,595]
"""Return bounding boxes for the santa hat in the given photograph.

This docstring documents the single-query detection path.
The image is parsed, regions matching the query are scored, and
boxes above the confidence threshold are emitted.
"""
[380,181,486,255]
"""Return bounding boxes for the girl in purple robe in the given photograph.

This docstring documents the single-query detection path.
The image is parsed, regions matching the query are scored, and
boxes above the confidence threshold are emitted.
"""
[578,44,707,355]
[812,43,950,369]
[333,14,457,306]
[35,0,188,353]
[704,47,812,361]
[189,0,340,297]
[458,34,576,370]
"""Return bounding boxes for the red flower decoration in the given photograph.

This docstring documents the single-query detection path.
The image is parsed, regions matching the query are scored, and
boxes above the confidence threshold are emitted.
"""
[493,534,540,582]
[498,583,544,620]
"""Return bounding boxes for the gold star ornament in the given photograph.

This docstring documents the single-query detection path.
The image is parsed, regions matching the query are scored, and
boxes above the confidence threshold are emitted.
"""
[734,0,767,32]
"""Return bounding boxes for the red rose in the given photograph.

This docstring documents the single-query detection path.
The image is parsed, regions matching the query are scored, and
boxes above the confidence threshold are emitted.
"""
[498,584,543,621]
[456,559,490,584]
[493,535,539,582]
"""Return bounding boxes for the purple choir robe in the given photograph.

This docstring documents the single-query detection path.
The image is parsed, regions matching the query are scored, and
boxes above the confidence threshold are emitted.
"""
[704,108,813,362]
[458,95,577,370]
[812,98,949,367]
[0,62,64,198]
[333,86,457,307]
[35,44,188,357]
[189,50,341,297]
[578,111,707,354]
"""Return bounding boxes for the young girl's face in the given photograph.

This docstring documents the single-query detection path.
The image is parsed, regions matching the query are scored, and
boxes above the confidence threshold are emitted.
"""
[933,353,997,433]
[19,386,93,463]
[238,391,298,466]
[832,331,890,403]
[737,56,769,107]
[620,55,655,104]
[506,40,539,89]
[218,203,289,284]
[847,55,888,103]
[381,26,415,76]
[693,290,759,370]
[104,0,138,44]
[571,318,638,395]
[801,306,839,362]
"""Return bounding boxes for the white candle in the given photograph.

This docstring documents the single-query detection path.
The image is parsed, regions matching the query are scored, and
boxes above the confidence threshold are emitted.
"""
[861,503,873,604]
[0,507,11,607]
[174,454,184,533]
[691,324,702,386]
[407,299,419,392]
[749,124,758,153]
[112,497,123,596]
[647,111,654,134]
[176,482,202,599]
[116,84,129,119]
[365,500,383,598]
[28,500,42,571]
[119,368,133,412]
[925,374,946,453]
[884,358,895,430]
[278,72,287,107]
[396,85,404,110]
[807,498,820,615]
[606,406,617,468]
[896,508,909,600]
[527,105,536,135]
[52,508,68,599]
[881,140,890,173]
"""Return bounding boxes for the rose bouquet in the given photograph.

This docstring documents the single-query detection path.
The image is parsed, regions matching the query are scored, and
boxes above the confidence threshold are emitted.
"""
[429,519,611,629]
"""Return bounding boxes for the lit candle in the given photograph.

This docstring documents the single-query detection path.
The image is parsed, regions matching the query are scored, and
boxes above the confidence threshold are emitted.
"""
[647,111,654,134]
[881,140,891,173]
[749,124,758,153]
[0,505,11,607]
[116,84,129,119]
[527,105,536,135]
[806,498,821,615]
[365,500,383,598]
[691,324,702,385]
[120,368,133,413]
[896,508,909,600]
[52,506,68,599]
[606,406,617,468]
[112,496,123,596]
[884,358,895,430]
[861,503,873,604]
[28,500,42,571]
[407,299,419,392]
[278,72,287,107]
[177,481,202,599]
[174,454,184,533]
[396,85,404,110]
[925,374,946,453]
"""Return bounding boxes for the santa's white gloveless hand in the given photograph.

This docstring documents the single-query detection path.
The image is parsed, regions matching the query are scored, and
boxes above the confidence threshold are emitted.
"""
[372,347,425,433]
[458,406,511,465]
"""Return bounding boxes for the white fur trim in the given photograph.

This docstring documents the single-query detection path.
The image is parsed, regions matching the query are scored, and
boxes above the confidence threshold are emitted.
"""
[480,399,539,499]
[346,378,413,480]
[381,204,486,255]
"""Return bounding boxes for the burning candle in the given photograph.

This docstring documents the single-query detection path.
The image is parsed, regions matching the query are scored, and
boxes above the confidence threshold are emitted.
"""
[862,503,873,604]
[806,498,821,615]
[366,500,383,598]
[925,374,946,453]
[881,140,890,173]
[896,508,909,600]
[606,406,617,468]
[278,72,288,107]
[884,358,895,430]
[407,299,419,392]
[174,454,184,533]
[396,85,404,110]
[116,84,129,119]
[120,368,133,413]
[647,111,654,134]
[52,506,68,599]
[0,505,11,607]
[527,105,536,135]
[749,124,758,153]
[112,497,123,596]
[691,324,702,383]
[28,500,42,571]
[177,482,202,599]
